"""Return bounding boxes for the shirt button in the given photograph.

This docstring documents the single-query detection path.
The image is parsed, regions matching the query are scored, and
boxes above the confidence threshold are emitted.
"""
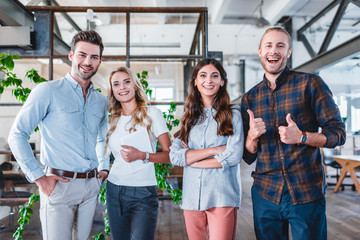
[283,173,287,177]
[280,157,284,160]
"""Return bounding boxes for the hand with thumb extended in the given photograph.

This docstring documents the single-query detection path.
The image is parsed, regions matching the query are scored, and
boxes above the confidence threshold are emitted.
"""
[247,109,266,141]
[278,113,302,144]
[286,113,296,126]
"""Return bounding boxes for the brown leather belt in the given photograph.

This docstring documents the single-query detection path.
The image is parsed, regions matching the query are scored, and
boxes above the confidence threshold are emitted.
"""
[48,168,97,179]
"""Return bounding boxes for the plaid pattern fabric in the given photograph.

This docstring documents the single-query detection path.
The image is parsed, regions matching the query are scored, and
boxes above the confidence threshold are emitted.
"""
[240,67,345,205]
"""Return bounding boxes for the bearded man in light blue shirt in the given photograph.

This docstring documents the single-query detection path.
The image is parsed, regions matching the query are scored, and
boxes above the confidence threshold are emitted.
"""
[8,30,109,240]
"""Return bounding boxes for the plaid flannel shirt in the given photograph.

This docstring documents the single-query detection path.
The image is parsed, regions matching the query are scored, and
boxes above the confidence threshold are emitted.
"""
[240,66,345,205]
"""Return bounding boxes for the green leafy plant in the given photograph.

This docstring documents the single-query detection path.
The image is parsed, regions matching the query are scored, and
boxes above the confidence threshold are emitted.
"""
[1,53,44,239]
[137,70,182,204]
[0,53,47,102]
[12,194,40,240]
[93,181,110,240]
[137,70,153,99]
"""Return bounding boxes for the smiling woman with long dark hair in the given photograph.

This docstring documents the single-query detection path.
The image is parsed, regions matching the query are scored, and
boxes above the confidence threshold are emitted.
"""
[170,58,244,240]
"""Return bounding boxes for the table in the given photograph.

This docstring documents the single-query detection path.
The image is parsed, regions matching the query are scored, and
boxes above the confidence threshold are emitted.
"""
[331,155,360,195]
[1,150,39,192]
[3,170,27,192]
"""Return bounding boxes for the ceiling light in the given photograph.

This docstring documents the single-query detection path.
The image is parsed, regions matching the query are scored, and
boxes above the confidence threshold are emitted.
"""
[256,0,270,28]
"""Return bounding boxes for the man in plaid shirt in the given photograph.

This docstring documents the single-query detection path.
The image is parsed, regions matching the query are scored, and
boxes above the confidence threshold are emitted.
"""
[240,27,345,240]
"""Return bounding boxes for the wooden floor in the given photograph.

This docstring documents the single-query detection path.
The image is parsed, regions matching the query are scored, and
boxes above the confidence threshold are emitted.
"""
[1,162,359,240]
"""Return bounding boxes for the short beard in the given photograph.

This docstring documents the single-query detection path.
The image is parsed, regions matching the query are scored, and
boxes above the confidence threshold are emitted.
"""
[74,64,97,80]
[76,70,96,80]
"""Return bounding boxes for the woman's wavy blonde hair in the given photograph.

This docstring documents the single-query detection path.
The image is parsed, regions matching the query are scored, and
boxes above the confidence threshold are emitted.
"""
[106,66,153,148]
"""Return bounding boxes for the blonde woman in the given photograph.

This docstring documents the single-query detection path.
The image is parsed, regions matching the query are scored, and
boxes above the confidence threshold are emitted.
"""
[106,66,171,240]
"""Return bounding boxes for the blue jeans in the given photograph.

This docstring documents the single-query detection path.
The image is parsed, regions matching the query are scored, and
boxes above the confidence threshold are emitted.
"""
[106,181,159,240]
[251,184,327,240]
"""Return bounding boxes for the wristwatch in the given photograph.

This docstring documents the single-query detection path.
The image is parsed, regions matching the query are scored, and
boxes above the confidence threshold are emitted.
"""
[143,152,150,164]
[300,131,307,144]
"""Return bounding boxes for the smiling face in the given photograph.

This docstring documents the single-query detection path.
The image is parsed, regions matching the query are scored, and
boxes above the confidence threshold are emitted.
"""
[195,64,224,106]
[259,30,292,80]
[110,71,136,105]
[68,41,102,82]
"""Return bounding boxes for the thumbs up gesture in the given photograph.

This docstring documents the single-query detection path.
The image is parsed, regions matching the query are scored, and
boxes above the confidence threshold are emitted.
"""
[247,109,266,140]
[278,113,302,144]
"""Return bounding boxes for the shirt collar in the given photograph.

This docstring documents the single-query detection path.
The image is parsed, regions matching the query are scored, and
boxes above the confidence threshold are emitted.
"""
[65,72,94,91]
[263,66,290,90]
[204,107,217,115]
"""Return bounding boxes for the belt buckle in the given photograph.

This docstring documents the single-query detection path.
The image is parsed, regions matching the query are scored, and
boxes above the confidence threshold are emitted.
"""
[86,169,95,179]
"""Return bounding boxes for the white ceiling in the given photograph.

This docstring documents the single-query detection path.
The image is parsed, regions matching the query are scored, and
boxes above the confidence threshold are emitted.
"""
[15,0,360,97]
[24,0,345,58]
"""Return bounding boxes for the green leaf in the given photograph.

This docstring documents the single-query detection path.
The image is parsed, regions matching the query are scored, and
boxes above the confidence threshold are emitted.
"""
[170,102,177,110]
[24,88,31,95]
[14,78,22,87]
[3,77,12,87]
[172,119,180,126]
[25,69,47,83]
[3,55,15,71]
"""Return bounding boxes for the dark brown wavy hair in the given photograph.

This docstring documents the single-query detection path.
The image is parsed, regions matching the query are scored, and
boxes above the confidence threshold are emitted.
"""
[175,58,234,143]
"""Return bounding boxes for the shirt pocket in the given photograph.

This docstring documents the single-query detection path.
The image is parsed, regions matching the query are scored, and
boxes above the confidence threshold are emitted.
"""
[285,95,305,122]
[87,110,103,136]
[52,105,81,126]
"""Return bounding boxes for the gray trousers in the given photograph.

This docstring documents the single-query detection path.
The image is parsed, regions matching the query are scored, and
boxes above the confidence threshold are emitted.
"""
[39,174,102,240]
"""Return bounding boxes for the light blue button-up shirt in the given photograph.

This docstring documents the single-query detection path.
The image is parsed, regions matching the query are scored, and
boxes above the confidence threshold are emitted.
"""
[8,73,109,182]
[170,107,244,211]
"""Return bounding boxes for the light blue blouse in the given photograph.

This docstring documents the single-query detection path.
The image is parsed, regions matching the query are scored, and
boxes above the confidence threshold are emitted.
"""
[170,107,244,211]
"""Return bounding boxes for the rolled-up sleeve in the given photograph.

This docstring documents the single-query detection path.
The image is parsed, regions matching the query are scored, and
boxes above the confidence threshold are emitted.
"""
[170,137,189,167]
[96,109,110,171]
[215,109,244,169]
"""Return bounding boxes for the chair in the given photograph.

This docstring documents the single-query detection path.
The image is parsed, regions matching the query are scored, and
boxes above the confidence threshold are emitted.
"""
[0,167,33,232]
[322,148,355,191]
